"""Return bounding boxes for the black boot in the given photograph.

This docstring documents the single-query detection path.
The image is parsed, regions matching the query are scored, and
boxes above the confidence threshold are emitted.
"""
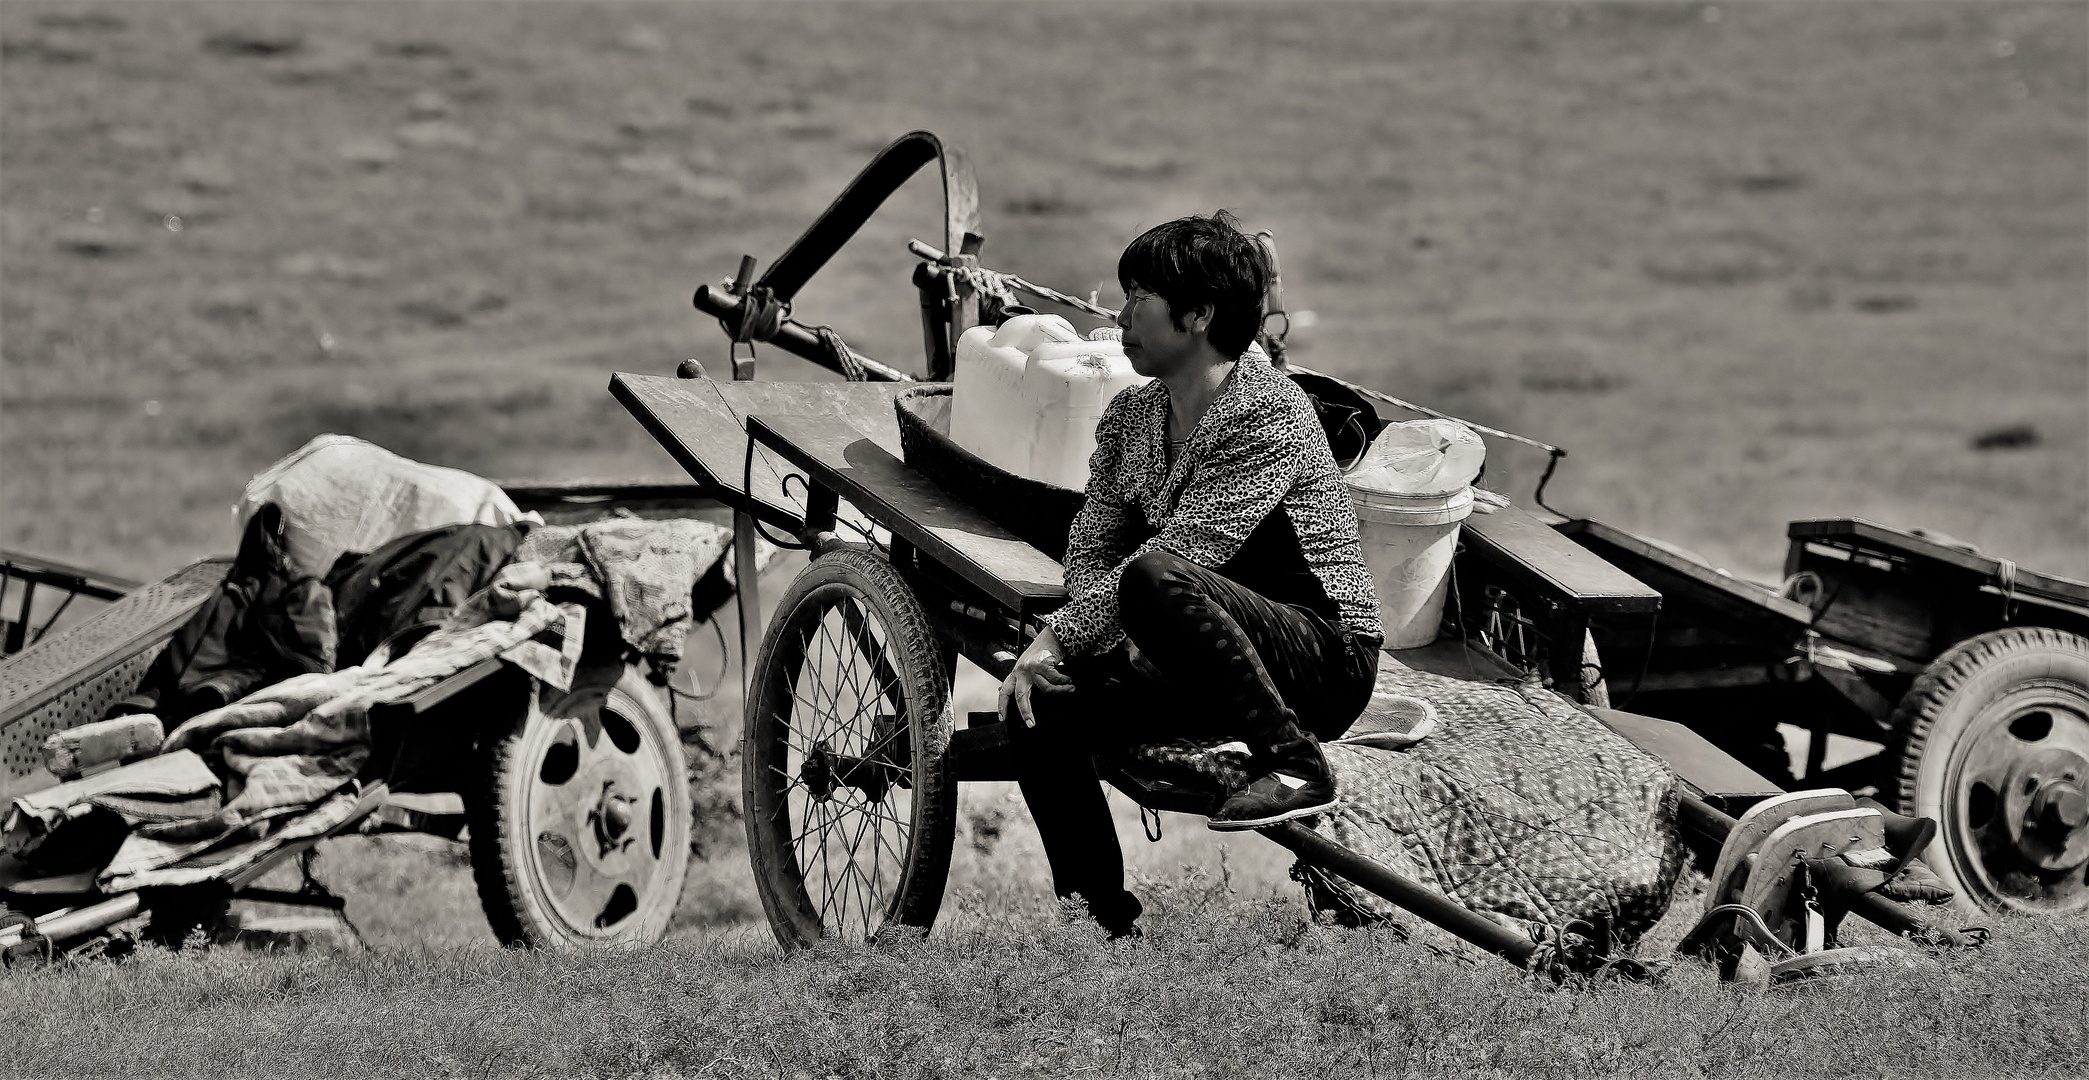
[1209,735,1338,831]
[1856,798,1939,876]
[1879,858,1955,905]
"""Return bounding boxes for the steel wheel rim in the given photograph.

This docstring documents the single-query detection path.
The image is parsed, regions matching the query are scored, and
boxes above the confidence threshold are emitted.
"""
[1942,678,2089,913]
[521,689,676,937]
[765,583,920,943]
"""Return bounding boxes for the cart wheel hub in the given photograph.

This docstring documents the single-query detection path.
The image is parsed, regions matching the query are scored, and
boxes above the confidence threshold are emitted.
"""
[2002,749,2089,870]
[2032,782,2087,834]
[799,738,890,803]
[803,741,837,801]
[588,782,639,857]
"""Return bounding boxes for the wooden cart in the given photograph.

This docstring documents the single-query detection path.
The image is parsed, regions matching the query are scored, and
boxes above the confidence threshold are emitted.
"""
[613,131,1984,973]
[0,482,726,958]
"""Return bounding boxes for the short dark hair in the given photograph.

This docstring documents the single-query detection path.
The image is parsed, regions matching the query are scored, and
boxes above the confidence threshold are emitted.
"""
[1117,210,1268,359]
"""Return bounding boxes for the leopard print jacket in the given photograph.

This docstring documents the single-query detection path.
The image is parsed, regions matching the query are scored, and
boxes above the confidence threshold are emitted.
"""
[1045,355,1383,656]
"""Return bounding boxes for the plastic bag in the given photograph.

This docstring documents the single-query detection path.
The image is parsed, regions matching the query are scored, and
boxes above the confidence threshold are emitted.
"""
[237,434,538,577]
[1345,419,1486,496]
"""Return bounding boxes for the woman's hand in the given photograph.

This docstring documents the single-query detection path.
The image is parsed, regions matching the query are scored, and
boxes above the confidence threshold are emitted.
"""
[998,626,1074,729]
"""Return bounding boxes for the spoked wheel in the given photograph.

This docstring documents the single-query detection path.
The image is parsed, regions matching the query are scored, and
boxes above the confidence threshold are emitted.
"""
[1892,628,2089,914]
[467,662,692,947]
[745,550,955,948]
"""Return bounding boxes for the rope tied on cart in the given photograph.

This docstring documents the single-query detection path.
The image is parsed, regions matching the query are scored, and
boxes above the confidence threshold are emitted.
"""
[718,282,790,346]
[812,324,866,382]
[908,240,1117,322]
[716,281,792,380]
[946,263,1031,318]
[712,275,868,383]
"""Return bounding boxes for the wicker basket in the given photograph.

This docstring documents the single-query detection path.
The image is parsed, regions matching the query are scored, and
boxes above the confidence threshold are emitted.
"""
[894,387,1085,562]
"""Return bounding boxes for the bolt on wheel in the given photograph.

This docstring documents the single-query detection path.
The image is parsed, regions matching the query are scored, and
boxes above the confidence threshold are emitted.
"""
[744,550,955,948]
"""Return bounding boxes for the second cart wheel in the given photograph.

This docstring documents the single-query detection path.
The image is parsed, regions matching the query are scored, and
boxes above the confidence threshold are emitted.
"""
[744,550,956,948]
[1890,627,2089,914]
[467,662,692,948]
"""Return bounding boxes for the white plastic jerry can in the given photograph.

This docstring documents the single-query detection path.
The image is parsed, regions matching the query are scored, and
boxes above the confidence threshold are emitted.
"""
[1022,337,1149,491]
[951,314,1148,489]
[951,314,1084,476]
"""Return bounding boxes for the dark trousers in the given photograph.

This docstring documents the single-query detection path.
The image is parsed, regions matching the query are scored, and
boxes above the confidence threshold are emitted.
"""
[1013,551,1379,931]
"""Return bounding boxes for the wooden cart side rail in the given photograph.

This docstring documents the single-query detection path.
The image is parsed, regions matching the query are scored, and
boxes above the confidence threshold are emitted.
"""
[745,413,1068,620]
[1785,519,2089,662]
[1787,518,2089,613]
[1463,507,1662,619]
[1556,518,1812,629]
[610,374,918,534]
[495,478,726,522]
[1454,506,1662,701]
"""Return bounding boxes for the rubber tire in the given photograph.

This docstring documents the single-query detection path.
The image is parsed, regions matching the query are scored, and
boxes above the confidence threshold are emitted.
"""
[466,663,692,948]
[744,550,956,949]
[1889,627,2089,914]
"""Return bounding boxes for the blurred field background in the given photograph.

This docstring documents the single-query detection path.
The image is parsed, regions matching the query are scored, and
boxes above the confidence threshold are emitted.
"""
[5,1,2082,583]
[2,2,2085,1073]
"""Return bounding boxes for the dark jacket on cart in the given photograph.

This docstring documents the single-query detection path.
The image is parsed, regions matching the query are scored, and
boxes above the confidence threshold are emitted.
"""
[324,522,527,667]
[111,504,337,725]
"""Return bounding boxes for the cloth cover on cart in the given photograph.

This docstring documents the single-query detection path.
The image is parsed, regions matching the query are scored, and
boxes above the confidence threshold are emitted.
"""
[325,522,526,666]
[1131,661,1687,947]
[513,516,730,675]
[96,573,574,891]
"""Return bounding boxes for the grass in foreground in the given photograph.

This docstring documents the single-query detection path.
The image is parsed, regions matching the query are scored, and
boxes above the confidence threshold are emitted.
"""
[3,873,2085,1080]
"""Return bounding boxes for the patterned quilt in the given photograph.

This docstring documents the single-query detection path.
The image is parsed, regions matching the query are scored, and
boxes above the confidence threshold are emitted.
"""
[1307,662,1687,947]
[1126,659,1687,948]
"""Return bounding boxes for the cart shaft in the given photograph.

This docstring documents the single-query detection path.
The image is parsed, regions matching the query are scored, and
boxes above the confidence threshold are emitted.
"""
[1262,820,1540,966]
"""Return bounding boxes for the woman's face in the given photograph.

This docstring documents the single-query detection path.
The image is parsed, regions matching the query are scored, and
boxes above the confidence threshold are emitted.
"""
[1116,282,1206,379]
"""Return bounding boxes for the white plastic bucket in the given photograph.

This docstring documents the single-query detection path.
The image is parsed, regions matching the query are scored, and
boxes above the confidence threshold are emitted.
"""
[1348,483,1474,649]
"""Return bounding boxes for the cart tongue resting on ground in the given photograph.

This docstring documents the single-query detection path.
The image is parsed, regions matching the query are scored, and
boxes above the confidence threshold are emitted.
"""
[3,131,2072,981]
